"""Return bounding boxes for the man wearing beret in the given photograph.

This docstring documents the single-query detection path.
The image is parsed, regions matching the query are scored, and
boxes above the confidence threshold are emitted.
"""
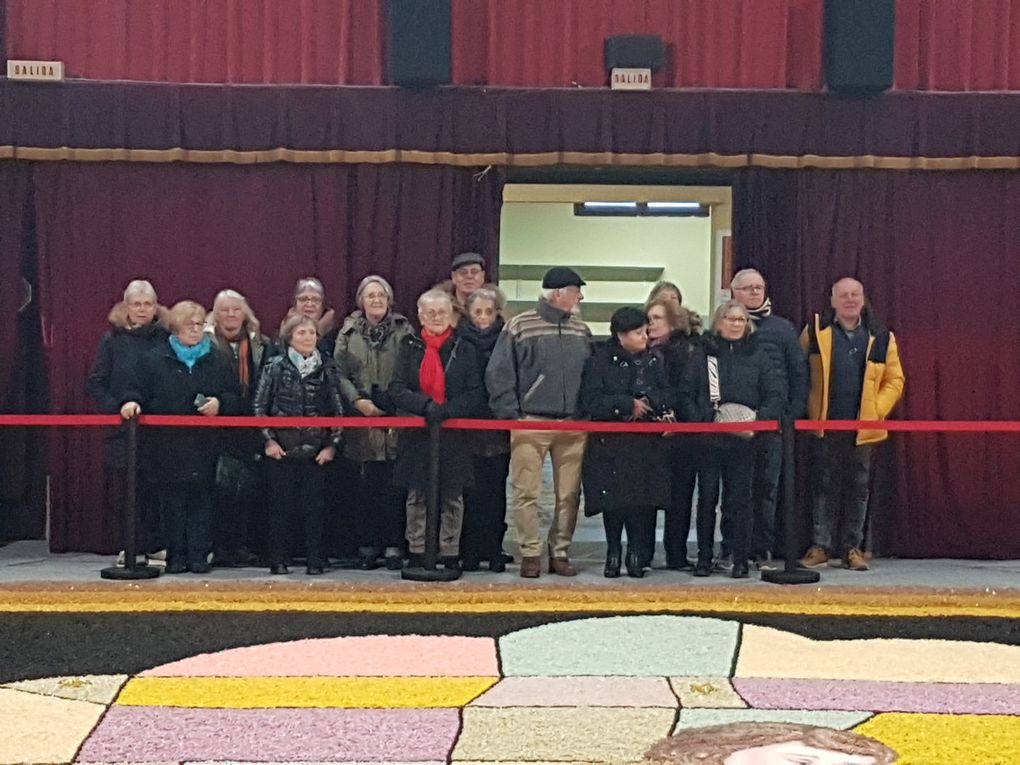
[437,252,498,327]
[486,267,593,577]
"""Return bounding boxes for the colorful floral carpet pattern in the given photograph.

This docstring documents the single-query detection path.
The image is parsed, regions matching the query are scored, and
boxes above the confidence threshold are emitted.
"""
[1,585,1019,764]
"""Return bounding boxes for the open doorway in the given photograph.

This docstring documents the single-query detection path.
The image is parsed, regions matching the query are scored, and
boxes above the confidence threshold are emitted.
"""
[499,183,732,333]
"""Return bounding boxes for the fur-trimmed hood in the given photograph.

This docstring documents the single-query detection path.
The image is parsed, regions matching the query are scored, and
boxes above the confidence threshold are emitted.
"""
[106,301,171,331]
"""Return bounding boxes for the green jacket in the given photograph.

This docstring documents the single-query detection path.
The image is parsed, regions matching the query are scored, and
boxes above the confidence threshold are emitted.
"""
[333,311,412,461]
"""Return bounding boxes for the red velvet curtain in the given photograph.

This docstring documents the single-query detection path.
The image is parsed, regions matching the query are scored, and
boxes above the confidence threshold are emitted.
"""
[452,0,824,89]
[895,0,1020,91]
[31,161,503,552]
[0,163,27,409]
[735,168,1020,559]
[4,0,384,84]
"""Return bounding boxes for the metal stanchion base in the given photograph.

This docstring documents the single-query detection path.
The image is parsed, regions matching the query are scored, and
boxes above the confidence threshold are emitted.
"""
[401,566,462,582]
[100,565,162,580]
[761,567,820,585]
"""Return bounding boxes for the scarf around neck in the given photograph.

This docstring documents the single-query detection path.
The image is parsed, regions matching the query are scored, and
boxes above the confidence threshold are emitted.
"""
[419,327,452,404]
[169,335,211,371]
[748,297,773,322]
[288,347,322,378]
[360,312,395,349]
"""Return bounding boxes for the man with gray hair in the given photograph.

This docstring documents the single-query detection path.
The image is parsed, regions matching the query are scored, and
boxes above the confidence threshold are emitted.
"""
[486,267,593,578]
[730,268,808,570]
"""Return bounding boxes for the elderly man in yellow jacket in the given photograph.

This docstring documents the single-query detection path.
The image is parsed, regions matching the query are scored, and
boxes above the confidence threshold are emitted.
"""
[798,278,905,572]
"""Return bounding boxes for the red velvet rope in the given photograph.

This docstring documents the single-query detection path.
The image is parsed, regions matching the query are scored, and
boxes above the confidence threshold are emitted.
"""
[1,414,1020,433]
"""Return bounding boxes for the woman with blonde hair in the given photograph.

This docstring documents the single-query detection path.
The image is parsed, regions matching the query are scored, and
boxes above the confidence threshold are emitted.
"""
[121,300,240,574]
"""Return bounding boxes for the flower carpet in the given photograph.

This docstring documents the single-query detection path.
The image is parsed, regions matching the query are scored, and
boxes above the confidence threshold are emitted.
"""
[1,584,1019,764]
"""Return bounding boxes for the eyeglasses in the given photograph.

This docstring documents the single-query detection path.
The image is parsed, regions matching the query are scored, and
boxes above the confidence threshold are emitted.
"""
[723,316,749,324]
[455,267,484,277]
[421,309,451,320]
[297,295,323,304]
[182,320,205,330]
[733,285,765,293]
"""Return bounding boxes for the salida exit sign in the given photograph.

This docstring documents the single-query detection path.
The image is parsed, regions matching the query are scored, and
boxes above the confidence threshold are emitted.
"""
[610,67,651,90]
[7,60,65,81]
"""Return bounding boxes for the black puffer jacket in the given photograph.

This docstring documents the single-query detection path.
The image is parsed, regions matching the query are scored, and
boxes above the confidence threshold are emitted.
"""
[680,332,786,426]
[253,354,345,455]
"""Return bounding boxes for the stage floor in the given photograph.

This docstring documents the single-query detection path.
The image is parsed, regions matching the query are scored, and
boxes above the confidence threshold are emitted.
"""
[2,539,1019,593]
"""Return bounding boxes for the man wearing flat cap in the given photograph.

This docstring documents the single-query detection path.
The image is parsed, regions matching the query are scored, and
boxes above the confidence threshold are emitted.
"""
[486,266,593,577]
[437,252,497,326]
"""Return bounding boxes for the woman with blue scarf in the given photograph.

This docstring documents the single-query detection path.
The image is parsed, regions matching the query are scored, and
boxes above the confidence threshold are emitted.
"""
[121,301,240,574]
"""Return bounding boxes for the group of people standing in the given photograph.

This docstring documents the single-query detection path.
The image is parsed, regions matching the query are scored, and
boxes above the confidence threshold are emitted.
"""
[88,254,904,580]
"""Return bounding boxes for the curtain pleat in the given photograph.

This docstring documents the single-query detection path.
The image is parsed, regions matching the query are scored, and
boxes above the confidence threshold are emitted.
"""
[4,0,384,85]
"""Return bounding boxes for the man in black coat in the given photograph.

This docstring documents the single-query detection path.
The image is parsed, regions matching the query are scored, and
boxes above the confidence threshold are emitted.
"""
[730,268,808,569]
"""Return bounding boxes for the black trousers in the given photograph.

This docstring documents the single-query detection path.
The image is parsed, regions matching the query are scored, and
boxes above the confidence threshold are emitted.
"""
[106,466,163,554]
[659,441,706,564]
[266,457,327,566]
[696,440,755,563]
[160,481,213,568]
[460,453,510,561]
[603,505,656,557]
[353,459,407,552]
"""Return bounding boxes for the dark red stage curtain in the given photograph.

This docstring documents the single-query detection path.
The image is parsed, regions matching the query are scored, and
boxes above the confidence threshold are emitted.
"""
[4,0,384,84]
[31,162,503,553]
[0,163,27,409]
[895,0,1020,91]
[735,168,1020,559]
[452,0,824,89]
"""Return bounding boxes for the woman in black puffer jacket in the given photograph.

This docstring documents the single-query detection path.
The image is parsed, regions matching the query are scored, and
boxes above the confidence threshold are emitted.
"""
[680,300,786,579]
[253,315,346,576]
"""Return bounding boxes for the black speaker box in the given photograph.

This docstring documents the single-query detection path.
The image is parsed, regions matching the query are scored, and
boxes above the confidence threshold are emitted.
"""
[605,35,665,71]
[824,0,895,95]
[389,0,451,88]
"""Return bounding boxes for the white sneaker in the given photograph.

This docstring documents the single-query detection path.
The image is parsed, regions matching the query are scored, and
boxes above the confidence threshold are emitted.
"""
[714,554,734,573]
[116,550,147,567]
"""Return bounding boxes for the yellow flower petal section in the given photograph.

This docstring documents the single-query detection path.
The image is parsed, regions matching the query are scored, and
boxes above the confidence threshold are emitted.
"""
[116,676,498,708]
[855,713,1020,765]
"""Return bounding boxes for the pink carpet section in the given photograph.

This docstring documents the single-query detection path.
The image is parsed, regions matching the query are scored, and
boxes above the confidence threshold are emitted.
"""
[733,678,1020,715]
[139,635,499,677]
[75,706,460,762]
[470,676,679,708]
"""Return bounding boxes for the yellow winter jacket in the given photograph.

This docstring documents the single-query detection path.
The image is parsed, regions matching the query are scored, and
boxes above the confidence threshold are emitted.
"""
[800,313,905,445]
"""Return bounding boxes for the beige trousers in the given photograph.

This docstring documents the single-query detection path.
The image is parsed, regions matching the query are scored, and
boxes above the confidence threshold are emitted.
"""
[509,421,588,558]
[405,489,464,557]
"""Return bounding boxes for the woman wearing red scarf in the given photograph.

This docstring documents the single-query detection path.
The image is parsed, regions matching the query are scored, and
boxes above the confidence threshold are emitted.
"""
[390,289,485,573]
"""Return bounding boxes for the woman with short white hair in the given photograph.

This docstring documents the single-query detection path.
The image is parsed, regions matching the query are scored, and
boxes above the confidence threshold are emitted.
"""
[389,288,485,572]
[87,279,170,567]
[334,275,413,570]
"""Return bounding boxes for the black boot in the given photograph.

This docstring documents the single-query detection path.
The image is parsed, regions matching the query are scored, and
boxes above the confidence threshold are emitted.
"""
[625,547,644,578]
[693,551,713,577]
[624,511,646,578]
[603,513,623,578]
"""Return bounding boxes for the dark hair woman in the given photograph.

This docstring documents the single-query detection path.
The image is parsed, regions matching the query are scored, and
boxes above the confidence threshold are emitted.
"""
[254,314,346,576]
[333,275,413,571]
[88,279,170,567]
[680,300,786,579]
[390,289,485,572]
[580,306,677,578]
[645,298,704,571]
[120,300,240,575]
[456,287,510,572]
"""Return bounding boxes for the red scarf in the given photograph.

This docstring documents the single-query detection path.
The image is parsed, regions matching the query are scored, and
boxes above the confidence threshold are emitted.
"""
[419,327,452,404]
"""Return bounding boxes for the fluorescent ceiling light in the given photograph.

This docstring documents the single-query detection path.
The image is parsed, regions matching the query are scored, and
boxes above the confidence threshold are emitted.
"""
[583,201,639,208]
[646,201,703,210]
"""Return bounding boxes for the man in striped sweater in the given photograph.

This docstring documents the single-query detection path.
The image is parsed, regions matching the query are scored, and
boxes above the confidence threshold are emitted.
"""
[486,267,593,578]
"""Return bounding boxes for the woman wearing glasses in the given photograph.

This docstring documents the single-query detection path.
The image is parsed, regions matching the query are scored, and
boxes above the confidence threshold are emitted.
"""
[278,277,341,356]
[679,300,785,578]
[120,301,240,574]
[390,289,485,573]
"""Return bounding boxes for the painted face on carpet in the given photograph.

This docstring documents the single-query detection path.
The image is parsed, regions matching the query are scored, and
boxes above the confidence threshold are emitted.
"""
[3,615,1020,764]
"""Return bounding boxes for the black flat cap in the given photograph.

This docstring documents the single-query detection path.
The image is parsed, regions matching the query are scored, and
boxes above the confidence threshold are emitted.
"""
[451,251,485,270]
[542,266,586,289]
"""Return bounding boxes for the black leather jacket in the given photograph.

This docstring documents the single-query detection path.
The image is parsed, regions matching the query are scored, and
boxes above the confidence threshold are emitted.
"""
[253,354,345,455]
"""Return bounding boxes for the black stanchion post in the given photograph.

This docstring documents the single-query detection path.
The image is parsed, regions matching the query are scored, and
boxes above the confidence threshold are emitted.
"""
[402,419,460,582]
[101,417,160,580]
[761,417,819,585]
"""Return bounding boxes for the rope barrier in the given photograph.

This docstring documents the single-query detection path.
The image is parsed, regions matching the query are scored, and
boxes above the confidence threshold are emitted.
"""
[2,413,1020,433]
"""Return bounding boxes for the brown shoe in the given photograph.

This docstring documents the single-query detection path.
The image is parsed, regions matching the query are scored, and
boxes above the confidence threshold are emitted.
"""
[845,547,870,571]
[548,557,577,577]
[798,545,828,568]
[519,556,542,578]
